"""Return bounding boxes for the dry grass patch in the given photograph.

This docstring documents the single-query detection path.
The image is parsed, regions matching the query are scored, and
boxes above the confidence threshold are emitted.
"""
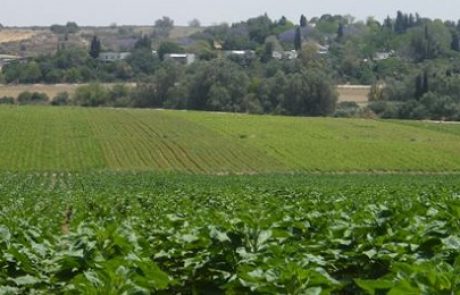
[337,85,371,105]
[0,30,37,43]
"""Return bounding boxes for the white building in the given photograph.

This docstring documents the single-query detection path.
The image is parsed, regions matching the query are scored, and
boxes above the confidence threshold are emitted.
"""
[374,51,394,61]
[272,50,298,60]
[164,53,196,65]
[0,54,24,69]
[317,45,329,55]
[98,52,131,62]
[224,50,256,58]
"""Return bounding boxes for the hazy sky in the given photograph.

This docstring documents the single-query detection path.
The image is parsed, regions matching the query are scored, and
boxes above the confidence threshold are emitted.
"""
[1,0,460,26]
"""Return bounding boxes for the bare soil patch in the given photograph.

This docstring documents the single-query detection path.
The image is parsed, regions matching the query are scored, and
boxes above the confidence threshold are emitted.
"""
[337,85,371,105]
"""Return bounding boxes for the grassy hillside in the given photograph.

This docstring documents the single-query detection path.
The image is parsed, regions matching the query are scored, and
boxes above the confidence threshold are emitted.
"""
[0,106,459,173]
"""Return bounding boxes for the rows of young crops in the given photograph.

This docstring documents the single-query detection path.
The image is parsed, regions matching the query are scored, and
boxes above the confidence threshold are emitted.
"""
[0,106,285,173]
[86,109,285,173]
[0,106,460,173]
[175,111,460,172]
[0,173,459,294]
[0,107,105,171]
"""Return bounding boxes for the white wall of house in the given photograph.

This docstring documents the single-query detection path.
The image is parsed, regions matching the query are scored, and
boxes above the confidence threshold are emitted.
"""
[164,53,196,65]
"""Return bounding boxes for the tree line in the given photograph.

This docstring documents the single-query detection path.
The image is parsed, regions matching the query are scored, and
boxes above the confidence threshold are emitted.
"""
[0,56,337,117]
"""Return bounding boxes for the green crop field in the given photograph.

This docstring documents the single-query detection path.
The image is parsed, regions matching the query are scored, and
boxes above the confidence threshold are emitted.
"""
[0,106,460,173]
[1,106,460,294]
[0,173,459,293]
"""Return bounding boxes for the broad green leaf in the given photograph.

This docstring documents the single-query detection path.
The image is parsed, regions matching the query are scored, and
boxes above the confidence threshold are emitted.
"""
[355,279,394,295]
[0,226,11,243]
[9,275,41,286]
[388,280,421,295]
[305,286,322,295]
[442,235,460,250]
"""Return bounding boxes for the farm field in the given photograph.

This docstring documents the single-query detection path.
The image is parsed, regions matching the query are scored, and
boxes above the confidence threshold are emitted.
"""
[170,110,460,172]
[0,172,459,293]
[0,106,460,172]
[0,107,459,294]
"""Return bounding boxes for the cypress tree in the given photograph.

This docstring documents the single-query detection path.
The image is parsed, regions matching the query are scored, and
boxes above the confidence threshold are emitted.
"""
[395,11,405,33]
[415,74,423,99]
[89,36,101,59]
[300,15,308,27]
[337,23,344,40]
[384,16,393,30]
[422,71,429,94]
[294,27,302,50]
[451,32,460,51]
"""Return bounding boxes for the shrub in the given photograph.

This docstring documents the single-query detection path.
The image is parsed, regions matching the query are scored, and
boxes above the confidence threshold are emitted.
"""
[0,96,15,104]
[368,101,401,118]
[17,92,49,105]
[51,92,70,106]
[73,84,110,107]
[334,101,361,118]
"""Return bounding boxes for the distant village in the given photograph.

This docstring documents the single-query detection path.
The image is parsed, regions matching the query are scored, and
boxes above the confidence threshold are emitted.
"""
[0,37,395,68]
[90,44,393,66]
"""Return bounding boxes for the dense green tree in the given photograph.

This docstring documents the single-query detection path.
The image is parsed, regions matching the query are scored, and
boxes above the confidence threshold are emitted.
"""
[73,84,110,107]
[284,69,337,116]
[407,22,451,61]
[154,16,174,38]
[189,41,217,61]
[246,14,274,44]
[50,22,79,34]
[134,36,152,49]
[189,19,201,28]
[258,65,337,116]
[64,68,83,82]
[185,59,249,111]
[157,41,184,60]
[19,62,42,83]
[54,48,90,69]
[384,16,393,30]
[65,22,79,33]
[258,71,288,113]
[131,62,183,108]
[222,25,254,50]
[107,84,132,107]
[126,48,160,75]
[114,62,134,80]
